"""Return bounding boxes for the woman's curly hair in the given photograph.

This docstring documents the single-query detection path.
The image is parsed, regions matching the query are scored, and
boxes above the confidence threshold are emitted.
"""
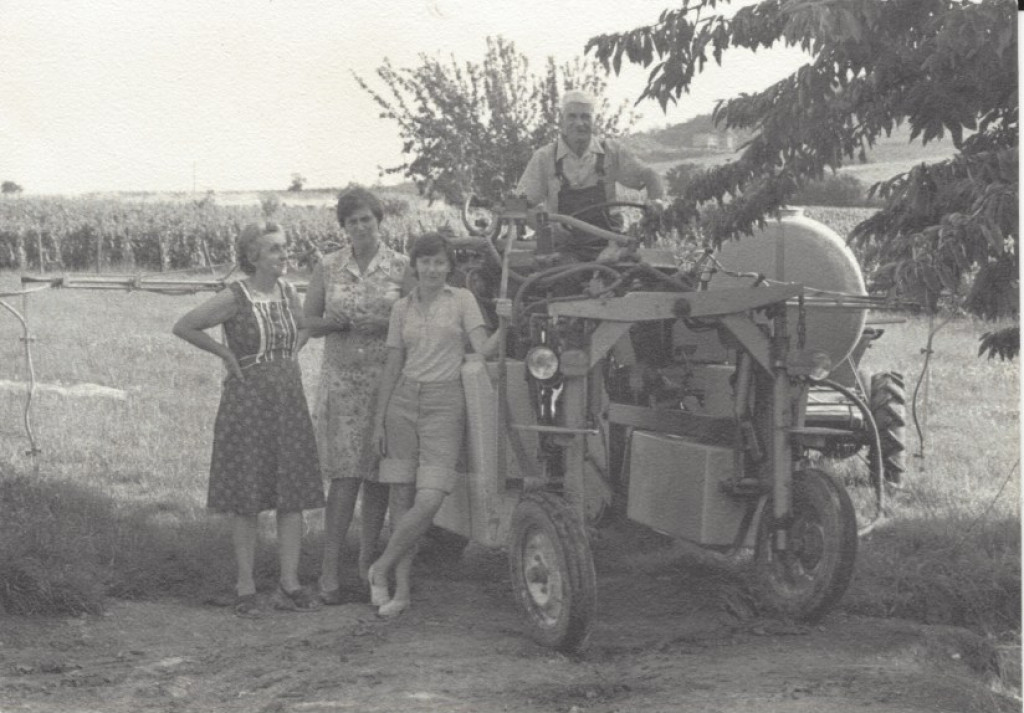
[237,220,283,275]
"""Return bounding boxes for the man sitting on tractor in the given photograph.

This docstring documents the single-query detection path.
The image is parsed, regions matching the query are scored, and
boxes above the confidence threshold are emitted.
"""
[516,89,667,262]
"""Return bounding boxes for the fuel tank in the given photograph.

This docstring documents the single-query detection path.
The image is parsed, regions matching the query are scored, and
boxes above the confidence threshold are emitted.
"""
[708,207,867,370]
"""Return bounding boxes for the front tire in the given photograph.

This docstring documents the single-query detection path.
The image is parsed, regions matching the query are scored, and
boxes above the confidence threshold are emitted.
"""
[508,492,596,653]
[754,468,857,622]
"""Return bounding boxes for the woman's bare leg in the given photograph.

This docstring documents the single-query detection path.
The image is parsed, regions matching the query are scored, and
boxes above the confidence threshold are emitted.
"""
[277,510,304,592]
[368,484,414,604]
[358,481,390,583]
[319,478,361,593]
[370,488,446,614]
[232,514,259,596]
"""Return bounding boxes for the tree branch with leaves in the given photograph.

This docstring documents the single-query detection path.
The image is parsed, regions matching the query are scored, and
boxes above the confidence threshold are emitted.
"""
[587,0,1017,357]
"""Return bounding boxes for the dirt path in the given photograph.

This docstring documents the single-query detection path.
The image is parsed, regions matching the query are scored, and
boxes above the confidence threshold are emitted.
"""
[1,546,1018,713]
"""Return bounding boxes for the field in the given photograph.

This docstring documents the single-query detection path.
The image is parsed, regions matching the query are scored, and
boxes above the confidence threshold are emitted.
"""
[0,189,456,274]
[640,122,958,189]
[0,202,1019,711]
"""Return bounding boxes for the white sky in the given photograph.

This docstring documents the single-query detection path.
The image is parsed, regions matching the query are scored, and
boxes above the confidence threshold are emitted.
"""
[2,0,810,195]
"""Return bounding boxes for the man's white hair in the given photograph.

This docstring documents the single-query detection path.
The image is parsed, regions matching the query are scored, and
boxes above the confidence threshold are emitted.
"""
[560,90,597,112]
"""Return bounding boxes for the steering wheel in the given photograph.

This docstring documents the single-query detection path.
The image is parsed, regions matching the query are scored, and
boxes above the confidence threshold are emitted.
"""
[461,194,501,239]
[566,201,661,247]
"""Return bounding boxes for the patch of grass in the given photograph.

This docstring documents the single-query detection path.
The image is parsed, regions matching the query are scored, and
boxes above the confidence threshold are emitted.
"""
[0,468,326,615]
[0,274,329,614]
[844,515,1020,634]
[832,315,1020,636]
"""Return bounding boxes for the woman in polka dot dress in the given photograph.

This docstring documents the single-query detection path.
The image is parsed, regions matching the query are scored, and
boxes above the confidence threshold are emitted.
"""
[173,220,324,617]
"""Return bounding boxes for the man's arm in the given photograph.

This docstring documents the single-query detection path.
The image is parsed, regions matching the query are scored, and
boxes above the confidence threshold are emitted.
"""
[610,141,666,201]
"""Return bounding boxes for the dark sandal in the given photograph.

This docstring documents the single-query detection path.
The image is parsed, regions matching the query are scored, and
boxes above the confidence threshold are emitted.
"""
[272,585,322,612]
[319,585,370,606]
[233,593,262,618]
[318,587,345,606]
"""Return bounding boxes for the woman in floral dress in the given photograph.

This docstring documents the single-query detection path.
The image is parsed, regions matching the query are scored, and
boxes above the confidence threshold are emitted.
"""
[302,187,411,604]
[173,220,324,617]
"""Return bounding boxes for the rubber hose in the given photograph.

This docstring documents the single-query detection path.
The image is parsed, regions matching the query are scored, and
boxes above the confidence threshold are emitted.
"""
[817,378,886,536]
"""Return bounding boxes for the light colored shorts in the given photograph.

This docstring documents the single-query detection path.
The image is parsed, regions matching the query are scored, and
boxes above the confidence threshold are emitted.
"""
[379,377,465,493]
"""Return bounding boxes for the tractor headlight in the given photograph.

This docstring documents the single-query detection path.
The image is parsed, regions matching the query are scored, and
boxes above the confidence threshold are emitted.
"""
[526,345,560,381]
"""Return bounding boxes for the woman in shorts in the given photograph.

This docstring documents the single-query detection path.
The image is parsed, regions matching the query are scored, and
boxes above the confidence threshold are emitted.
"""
[367,232,498,618]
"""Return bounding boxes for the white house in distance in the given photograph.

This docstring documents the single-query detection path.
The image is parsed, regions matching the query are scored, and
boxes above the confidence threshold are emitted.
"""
[691,130,737,151]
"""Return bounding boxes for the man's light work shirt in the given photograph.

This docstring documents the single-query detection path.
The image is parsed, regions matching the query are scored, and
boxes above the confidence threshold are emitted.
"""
[516,136,662,211]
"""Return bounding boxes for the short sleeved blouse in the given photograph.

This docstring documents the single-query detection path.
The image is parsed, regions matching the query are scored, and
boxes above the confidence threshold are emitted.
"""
[385,285,486,382]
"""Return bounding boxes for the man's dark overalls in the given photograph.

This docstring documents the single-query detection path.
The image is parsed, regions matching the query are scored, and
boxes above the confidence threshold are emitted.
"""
[551,141,621,262]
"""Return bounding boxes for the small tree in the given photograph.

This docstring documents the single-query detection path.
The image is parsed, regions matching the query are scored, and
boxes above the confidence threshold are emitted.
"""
[355,36,637,204]
[288,174,306,192]
[259,193,282,217]
[2,181,23,195]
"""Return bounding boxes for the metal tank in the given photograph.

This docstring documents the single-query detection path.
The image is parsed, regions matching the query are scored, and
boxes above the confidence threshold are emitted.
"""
[709,207,867,371]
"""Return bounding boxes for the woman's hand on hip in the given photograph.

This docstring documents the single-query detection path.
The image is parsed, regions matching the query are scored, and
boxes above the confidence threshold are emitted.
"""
[223,354,245,381]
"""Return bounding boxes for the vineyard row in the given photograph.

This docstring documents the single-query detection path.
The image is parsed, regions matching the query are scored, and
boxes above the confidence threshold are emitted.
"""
[0,196,876,274]
[0,196,458,273]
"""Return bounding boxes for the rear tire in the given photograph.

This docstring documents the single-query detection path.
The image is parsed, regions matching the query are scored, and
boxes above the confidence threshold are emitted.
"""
[508,492,596,653]
[868,371,907,485]
[754,468,857,622]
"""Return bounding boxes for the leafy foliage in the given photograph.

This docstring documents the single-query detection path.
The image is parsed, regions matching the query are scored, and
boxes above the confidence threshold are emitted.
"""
[355,36,636,205]
[2,180,23,195]
[587,0,1018,338]
[789,174,879,208]
[979,326,1020,362]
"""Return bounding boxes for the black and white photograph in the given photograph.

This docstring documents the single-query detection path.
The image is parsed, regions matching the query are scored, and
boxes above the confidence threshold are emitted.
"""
[0,1,1019,711]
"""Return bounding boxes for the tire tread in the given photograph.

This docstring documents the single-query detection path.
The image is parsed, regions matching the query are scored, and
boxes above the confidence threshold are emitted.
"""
[508,491,596,653]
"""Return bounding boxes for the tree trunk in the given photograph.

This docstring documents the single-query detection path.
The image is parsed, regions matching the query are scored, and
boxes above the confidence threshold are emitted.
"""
[157,234,170,272]
[121,229,136,271]
[15,231,27,270]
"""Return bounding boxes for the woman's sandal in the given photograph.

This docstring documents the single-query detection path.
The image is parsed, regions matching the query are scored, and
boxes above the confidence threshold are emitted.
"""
[376,598,409,620]
[272,585,322,612]
[318,587,345,606]
[233,593,262,619]
[319,586,370,606]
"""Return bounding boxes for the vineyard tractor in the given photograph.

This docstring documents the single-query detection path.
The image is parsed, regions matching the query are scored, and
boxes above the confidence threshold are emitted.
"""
[424,195,900,653]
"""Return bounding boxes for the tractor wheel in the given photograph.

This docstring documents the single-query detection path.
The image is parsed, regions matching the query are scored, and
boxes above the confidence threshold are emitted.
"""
[508,491,596,653]
[421,525,469,564]
[753,468,857,622]
[868,371,907,485]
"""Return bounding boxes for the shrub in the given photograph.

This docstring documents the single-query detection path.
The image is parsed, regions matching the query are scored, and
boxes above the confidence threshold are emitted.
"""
[790,173,881,207]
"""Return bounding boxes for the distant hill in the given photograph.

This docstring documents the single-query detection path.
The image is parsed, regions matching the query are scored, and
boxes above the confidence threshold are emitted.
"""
[622,113,957,184]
